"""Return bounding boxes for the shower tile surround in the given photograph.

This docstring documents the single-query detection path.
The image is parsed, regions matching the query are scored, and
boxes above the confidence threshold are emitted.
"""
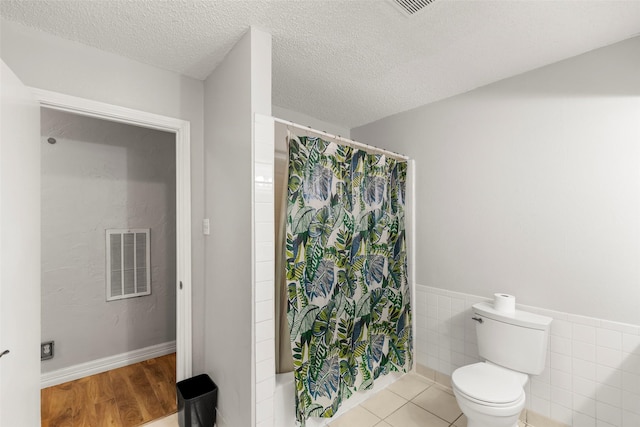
[415,285,640,427]
[254,115,277,427]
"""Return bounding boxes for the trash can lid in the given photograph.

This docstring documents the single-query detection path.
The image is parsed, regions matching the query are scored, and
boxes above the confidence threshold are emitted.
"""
[177,374,216,399]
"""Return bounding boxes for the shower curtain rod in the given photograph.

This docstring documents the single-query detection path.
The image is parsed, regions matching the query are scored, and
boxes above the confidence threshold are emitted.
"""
[273,117,409,161]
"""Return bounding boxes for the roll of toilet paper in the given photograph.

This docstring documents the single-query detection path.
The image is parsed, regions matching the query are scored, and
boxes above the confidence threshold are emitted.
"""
[493,293,516,314]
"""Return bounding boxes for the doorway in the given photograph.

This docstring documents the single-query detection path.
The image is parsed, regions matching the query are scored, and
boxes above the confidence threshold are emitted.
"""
[33,89,193,425]
[39,108,178,425]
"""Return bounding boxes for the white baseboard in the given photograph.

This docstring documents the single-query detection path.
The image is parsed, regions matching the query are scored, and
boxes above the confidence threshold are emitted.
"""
[41,340,176,388]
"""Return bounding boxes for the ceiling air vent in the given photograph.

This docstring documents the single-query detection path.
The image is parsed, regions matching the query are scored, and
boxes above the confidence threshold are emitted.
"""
[389,0,437,16]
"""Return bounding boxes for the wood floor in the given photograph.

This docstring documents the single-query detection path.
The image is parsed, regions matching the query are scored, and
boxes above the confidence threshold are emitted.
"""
[41,353,176,427]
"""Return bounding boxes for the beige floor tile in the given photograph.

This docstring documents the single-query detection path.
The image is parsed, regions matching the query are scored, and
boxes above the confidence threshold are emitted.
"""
[328,405,381,427]
[411,385,462,423]
[526,410,569,427]
[435,371,452,389]
[432,381,455,396]
[386,373,433,400]
[360,389,408,419]
[141,413,178,426]
[416,365,437,381]
[375,421,393,427]
[453,414,467,427]
[385,402,449,427]
[451,413,524,427]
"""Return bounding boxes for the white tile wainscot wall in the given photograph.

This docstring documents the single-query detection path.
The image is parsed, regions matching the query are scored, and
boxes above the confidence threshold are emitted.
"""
[415,285,640,427]
[254,114,276,427]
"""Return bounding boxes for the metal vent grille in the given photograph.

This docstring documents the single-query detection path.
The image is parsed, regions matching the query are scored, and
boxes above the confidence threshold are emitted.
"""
[390,0,437,16]
[106,229,151,301]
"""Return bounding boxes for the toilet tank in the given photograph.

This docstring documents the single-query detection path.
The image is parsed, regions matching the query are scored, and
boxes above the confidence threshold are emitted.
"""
[473,302,552,375]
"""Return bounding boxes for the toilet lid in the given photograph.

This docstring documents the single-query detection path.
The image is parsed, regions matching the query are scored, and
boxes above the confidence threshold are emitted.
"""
[452,363,525,405]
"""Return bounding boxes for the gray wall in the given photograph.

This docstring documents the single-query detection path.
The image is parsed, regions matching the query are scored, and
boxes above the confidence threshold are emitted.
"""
[204,27,272,427]
[352,36,640,325]
[40,109,176,372]
[0,18,206,373]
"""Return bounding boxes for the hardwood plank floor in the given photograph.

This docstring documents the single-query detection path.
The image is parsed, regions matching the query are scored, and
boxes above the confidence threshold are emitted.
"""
[41,353,176,427]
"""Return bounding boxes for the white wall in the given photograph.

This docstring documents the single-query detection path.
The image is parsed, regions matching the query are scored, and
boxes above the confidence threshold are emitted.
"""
[40,109,176,372]
[0,19,206,372]
[1,59,42,427]
[352,36,640,326]
[204,27,272,427]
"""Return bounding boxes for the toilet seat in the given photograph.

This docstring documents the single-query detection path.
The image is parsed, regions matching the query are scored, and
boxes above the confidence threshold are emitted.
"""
[452,362,526,406]
[454,387,525,409]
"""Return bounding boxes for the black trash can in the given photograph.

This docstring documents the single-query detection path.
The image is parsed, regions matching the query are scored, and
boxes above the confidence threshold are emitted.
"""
[177,374,218,427]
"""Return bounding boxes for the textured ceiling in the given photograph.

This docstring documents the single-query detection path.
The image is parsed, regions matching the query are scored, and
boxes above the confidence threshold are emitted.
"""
[2,0,640,128]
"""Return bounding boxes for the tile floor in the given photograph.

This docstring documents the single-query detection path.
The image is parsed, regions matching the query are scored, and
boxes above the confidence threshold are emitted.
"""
[327,373,466,427]
[144,373,530,427]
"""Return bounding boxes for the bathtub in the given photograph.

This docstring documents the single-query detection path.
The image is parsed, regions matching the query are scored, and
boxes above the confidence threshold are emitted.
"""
[275,372,296,426]
[274,370,404,427]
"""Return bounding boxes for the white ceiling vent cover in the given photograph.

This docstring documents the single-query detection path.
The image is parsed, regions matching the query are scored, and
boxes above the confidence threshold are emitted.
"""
[389,0,437,16]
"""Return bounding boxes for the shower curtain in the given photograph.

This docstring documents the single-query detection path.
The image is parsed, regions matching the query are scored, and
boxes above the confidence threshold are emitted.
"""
[285,134,412,424]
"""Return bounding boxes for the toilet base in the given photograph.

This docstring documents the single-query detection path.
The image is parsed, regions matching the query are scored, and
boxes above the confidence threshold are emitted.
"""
[453,387,524,427]
[467,419,518,427]
[457,402,522,427]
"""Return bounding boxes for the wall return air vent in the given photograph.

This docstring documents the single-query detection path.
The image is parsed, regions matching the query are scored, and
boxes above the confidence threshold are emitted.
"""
[106,229,151,301]
[389,0,437,16]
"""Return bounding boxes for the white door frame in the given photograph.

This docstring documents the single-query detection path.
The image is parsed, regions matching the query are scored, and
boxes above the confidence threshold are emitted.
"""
[31,88,193,381]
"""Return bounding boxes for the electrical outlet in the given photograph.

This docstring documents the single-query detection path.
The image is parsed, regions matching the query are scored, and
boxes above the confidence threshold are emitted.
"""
[41,341,54,360]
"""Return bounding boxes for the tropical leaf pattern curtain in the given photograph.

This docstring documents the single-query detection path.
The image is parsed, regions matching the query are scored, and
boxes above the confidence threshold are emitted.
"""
[286,135,412,424]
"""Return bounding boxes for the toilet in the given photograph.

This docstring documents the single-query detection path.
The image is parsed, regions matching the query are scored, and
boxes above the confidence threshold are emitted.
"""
[451,301,552,427]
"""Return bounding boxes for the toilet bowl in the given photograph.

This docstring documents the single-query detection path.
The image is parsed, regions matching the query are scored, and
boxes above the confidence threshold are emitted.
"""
[451,302,552,427]
[452,362,527,427]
